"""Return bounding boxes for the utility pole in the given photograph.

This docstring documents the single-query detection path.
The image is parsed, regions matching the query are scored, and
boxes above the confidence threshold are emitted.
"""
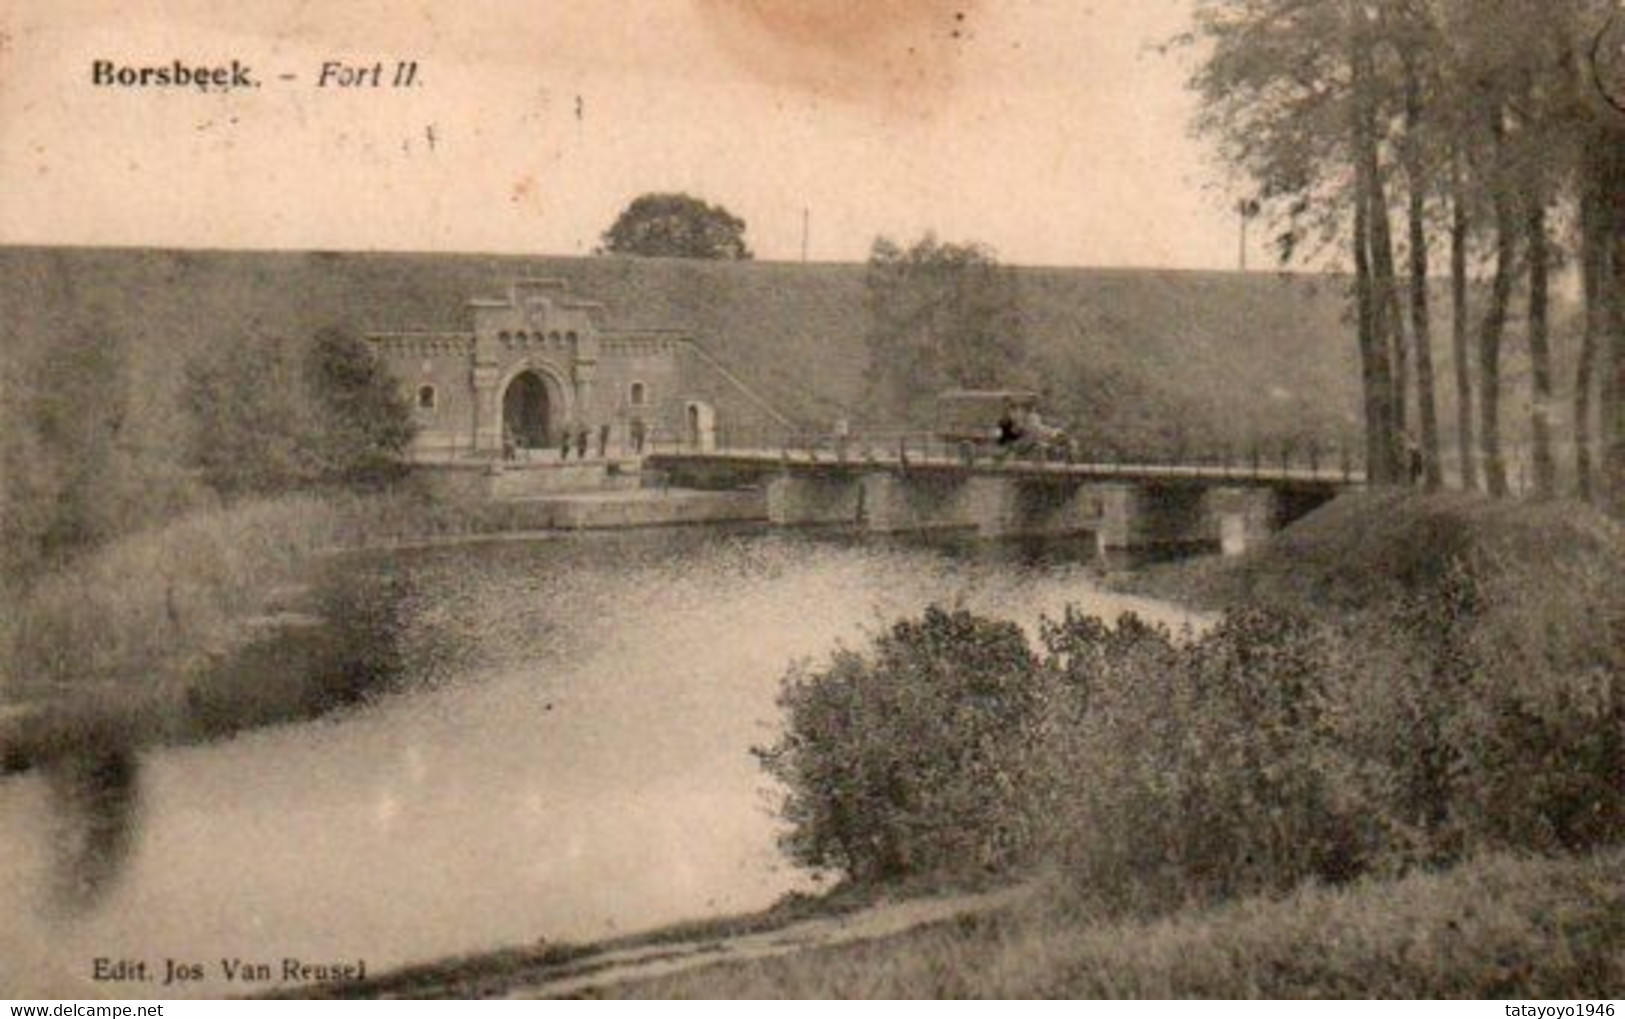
[1237,197,1261,272]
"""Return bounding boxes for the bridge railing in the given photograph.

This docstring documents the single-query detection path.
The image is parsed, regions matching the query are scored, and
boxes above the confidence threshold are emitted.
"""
[647,426,1367,484]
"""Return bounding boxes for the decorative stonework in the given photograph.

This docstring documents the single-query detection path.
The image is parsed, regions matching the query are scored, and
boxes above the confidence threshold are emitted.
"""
[367,281,703,458]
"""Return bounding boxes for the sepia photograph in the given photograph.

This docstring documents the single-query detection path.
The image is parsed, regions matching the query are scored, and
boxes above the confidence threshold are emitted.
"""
[1,0,1623,1003]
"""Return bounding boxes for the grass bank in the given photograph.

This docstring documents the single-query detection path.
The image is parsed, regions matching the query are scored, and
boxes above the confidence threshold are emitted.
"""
[0,495,351,769]
[1118,488,1625,616]
[0,469,745,775]
[0,483,503,773]
[601,849,1625,998]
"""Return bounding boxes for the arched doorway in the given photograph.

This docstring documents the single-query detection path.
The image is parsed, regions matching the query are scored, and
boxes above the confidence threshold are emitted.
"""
[502,371,552,449]
[685,400,716,451]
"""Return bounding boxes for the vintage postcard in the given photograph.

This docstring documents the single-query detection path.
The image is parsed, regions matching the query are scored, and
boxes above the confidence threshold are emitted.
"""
[2,0,1622,1003]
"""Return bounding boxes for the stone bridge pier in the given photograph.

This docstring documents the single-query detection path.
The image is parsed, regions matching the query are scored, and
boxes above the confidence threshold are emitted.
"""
[859,472,971,533]
[1095,483,1283,558]
[763,470,1296,556]
[765,472,863,526]
[963,477,1102,539]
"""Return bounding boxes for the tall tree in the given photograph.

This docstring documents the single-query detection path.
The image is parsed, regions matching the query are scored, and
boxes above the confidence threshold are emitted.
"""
[1449,161,1478,491]
[1590,122,1625,511]
[1476,120,1517,499]
[1582,7,1625,511]
[1400,41,1444,490]
[1525,196,1558,497]
[1577,156,1606,502]
[1350,0,1405,483]
[1189,0,1405,483]
[862,235,1025,425]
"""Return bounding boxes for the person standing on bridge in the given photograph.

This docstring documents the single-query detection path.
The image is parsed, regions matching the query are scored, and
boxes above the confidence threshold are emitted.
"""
[559,426,572,461]
[996,402,1022,449]
[1405,434,1424,487]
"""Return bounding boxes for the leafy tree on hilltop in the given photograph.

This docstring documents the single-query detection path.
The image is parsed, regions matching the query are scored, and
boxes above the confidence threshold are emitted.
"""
[863,234,1026,424]
[599,192,753,259]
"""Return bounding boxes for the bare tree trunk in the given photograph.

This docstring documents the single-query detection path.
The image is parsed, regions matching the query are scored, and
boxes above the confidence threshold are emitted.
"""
[1526,196,1557,498]
[1451,165,1477,491]
[1607,201,1625,513]
[1350,9,1399,485]
[1480,142,1515,499]
[1571,118,1625,513]
[1403,61,1442,490]
[1578,186,1601,503]
[1388,242,1411,447]
[1368,141,1409,473]
[1354,176,1396,485]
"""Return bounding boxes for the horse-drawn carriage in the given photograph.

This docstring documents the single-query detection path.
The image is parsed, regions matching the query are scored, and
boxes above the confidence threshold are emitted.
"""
[934,388,1075,462]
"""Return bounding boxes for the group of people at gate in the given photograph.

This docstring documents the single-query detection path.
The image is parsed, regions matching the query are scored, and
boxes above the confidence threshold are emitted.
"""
[502,418,648,462]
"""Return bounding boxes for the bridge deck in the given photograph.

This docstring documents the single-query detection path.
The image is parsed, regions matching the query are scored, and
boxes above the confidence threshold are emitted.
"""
[647,446,1365,489]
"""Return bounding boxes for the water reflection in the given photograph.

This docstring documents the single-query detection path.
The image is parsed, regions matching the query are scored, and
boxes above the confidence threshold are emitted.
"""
[182,566,422,739]
[43,745,139,913]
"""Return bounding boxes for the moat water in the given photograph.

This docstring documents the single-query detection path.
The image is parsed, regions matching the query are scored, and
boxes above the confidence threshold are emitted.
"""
[0,528,1200,997]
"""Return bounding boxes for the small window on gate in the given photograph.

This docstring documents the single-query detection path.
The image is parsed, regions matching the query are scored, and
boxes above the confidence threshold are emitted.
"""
[418,384,437,411]
[630,381,647,406]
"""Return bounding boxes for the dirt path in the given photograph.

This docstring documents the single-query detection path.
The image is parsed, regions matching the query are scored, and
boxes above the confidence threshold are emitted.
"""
[501,884,1033,998]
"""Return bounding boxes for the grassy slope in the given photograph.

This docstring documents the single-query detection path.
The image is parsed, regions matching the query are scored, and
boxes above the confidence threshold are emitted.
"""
[1125,488,1625,615]
[0,246,1363,442]
[0,495,353,768]
[602,850,1625,999]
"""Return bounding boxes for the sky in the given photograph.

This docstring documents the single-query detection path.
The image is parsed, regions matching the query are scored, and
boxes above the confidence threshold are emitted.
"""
[0,1,1269,270]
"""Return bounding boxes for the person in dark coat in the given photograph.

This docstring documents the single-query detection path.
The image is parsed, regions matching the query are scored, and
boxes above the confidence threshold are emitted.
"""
[996,404,1022,447]
[1405,435,1424,486]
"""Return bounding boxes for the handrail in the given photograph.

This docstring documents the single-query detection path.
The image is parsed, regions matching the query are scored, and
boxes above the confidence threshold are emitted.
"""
[648,432,1366,485]
[681,339,797,429]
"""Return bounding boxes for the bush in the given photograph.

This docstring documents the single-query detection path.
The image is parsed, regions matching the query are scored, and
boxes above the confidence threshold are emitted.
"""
[1039,560,1623,913]
[756,606,1043,883]
[1360,549,1625,860]
[1037,608,1371,914]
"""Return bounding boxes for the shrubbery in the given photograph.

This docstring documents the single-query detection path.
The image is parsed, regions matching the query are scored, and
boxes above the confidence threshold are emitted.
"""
[757,607,1042,882]
[759,538,1625,913]
[182,327,414,498]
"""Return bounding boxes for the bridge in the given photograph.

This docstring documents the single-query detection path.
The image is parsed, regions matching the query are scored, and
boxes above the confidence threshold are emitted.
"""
[645,432,1365,558]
